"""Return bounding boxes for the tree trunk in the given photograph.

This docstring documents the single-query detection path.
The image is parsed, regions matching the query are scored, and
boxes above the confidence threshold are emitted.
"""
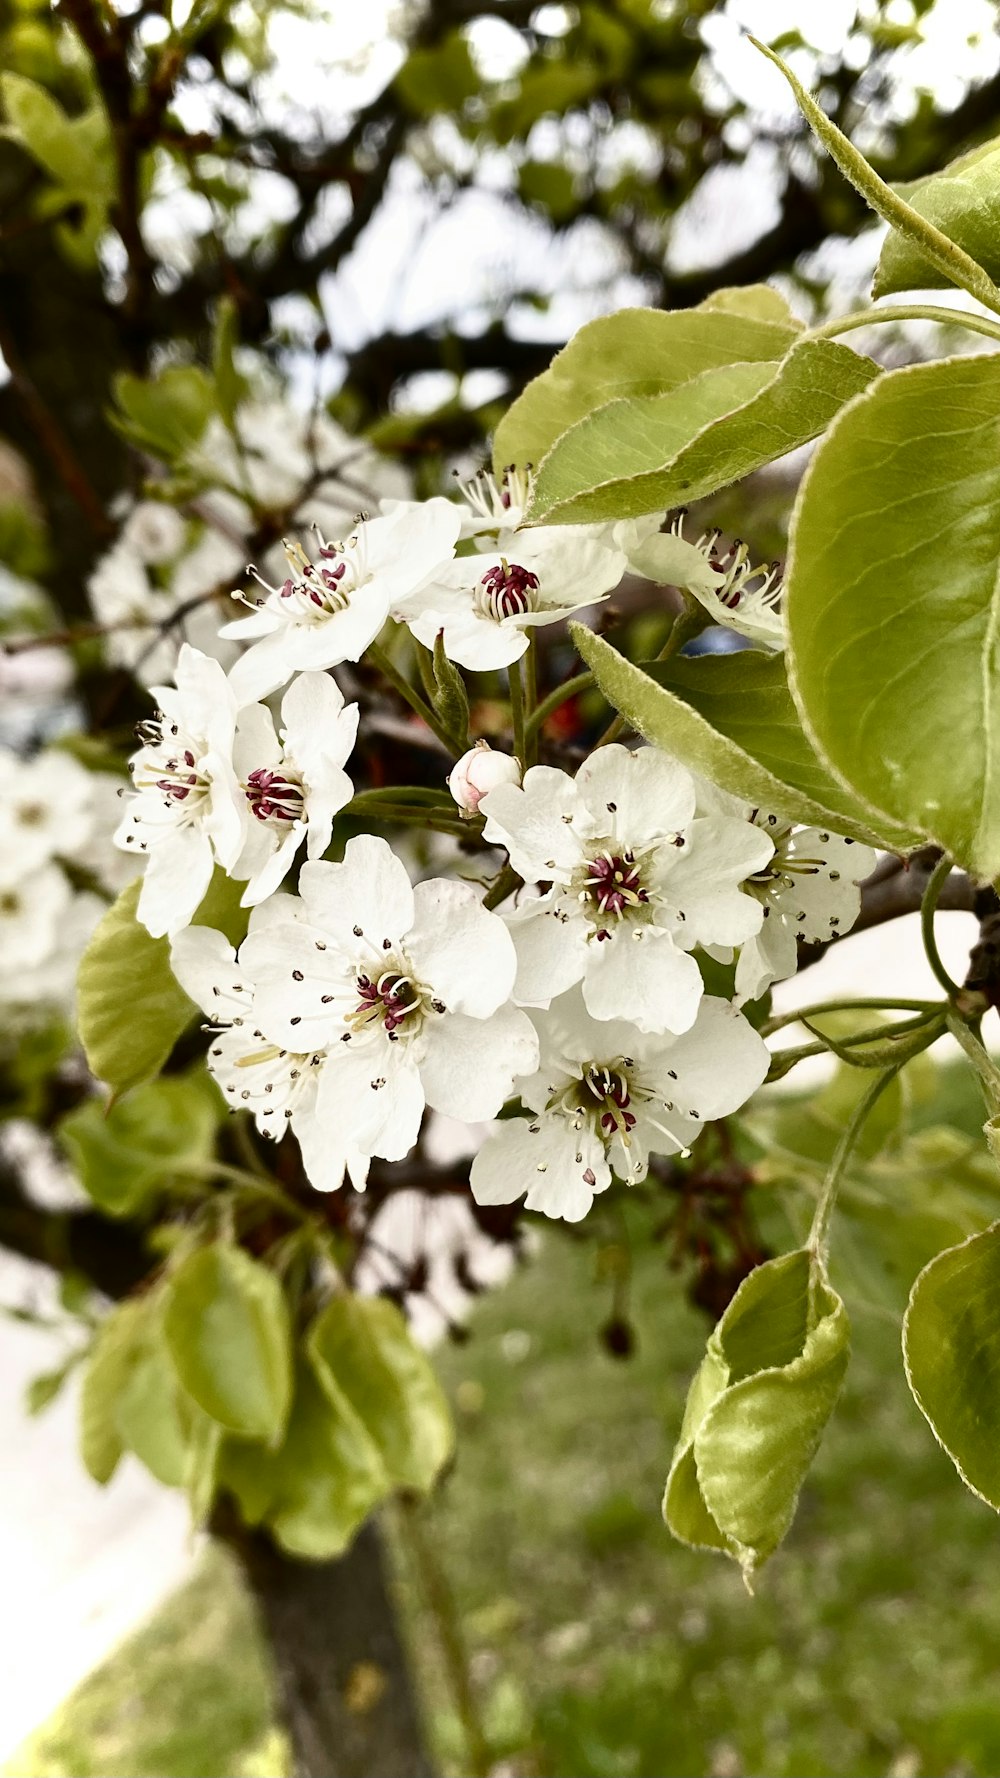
[233,1519,437,1778]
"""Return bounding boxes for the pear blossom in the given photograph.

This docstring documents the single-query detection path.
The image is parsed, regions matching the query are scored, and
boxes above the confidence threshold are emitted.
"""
[628,513,784,651]
[224,500,461,704]
[231,673,358,905]
[732,811,877,1002]
[479,745,773,1034]
[0,860,73,973]
[1,888,105,1023]
[237,835,539,1168]
[452,465,537,538]
[170,910,370,1195]
[447,741,522,816]
[471,988,770,1223]
[400,527,628,671]
[115,645,244,938]
[0,745,99,872]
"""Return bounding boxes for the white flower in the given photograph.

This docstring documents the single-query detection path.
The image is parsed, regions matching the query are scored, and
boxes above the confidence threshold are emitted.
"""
[232,673,358,905]
[400,527,627,671]
[0,860,72,973]
[120,501,188,565]
[1,889,105,1023]
[453,465,536,538]
[87,514,244,688]
[170,907,370,1195]
[447,741,522,815]
[732,811,877,1002]
[237,834,539,1171]
[627,513,784,651]
[0,746,98,872]
[224,500,461,705]
[471,988,770,1223]
[115,645,244,938]
[479,745,773,1034]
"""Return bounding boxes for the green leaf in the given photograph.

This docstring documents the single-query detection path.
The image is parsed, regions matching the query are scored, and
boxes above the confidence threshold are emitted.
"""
[57,1071,220,1217]
[785,354,1000,879]
[76,871,248,1098]
[113,365,217,463]
[0,70,113,196]
[116,1324,190,1488]
[26,1362,74,1416]
[309,1294,454,1494]
[184,1410,223,1526]
[874,138,1000,298]
[163,1245,293,1443]
[212,296,245,428]
[903,1220,1000,1509]
[394,32,479,115]
[571,625,915,849]
[79,1299,148,1485]
[664,1249,850,1580]
[430,630,470,751]
[517,159,578,221]
[492,298,799,476]
[700,285,804,328]
[527,340,878,525]
[219,1362,390,1559]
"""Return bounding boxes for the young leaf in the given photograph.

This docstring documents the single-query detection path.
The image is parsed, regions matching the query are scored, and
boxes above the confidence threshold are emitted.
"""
[431,630,471,752]
[785,355,1000,880]
[163,1245,293,1443]
[113,365,217,463]
[76,871,248,1098]
[571,626,915,849]
[903,1220,1000,1509]
[116,1327,191,1488]
[527,339,878,525]
[219,1362,390,1558]
[309,1294,454,1494]
[79,1299,148,1485]
[57,1071,220,1217]
[492,298,799,474]
[664,1249,850,1581]
[874,138,1000,298]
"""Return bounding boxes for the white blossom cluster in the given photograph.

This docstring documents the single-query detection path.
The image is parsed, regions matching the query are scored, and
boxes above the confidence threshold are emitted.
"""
[0,744,134,1024]
[113,464,874,1223]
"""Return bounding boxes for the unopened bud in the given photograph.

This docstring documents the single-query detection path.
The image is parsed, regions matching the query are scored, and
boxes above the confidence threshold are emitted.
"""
[447,740,521,815]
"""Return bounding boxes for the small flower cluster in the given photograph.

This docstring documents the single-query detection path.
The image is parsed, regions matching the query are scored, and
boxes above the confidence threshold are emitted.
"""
[0,744,133,1023]
[114,464,874,1222]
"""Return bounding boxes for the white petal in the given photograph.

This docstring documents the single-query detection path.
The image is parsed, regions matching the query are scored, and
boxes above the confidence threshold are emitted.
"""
[298,834,414,947]
[281,671,359,778]
[241,822,304,905]
[471,1116,611,1223]
[506,897,589,1006]
[654,996,770,1123]
[626,531,722,595]
[480,765,591,882]
[575,745,696,845]
[774,830,877,942]
[137,827,215,938]
[227,631,303,705]
[734,912,798,1001]
[232,702,280,779]
[169,925,246,1017]
[316,1039,424,1159]
[582,925,704,1034]
[418,1004,539,1120]
[406,879,516,1016]
[663,816,773,947]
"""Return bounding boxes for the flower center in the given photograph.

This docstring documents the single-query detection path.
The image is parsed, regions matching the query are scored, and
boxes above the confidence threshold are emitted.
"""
[582,851,648,918]
[15,802,45,828]
[583,1063,637,1137]
[0,890,21,916]
[349,967,426,1040]
[246,768,305,826]
[133,717,208,808]
[237,527,367,627]
[475,559,540,622]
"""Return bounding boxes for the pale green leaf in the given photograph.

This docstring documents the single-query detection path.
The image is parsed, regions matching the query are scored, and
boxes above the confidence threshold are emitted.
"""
[0,71,113,196]
[571,625,915,849]
[493,300,799,475]
[664,1250,850,1580]
[785,354,1000,879]
[79,1299,148,1485]
[431,630,471,752]
[116,1328,190,1488]
[528,340,878,524]
[874,138,1000,298]
[220,1362,390,1558]
[700,285,804,328]
[57,1071,220,1217]
[309,1294,454,1494]
[903,1220,1000,1509]
[163,1245,292,1443]
[113,366,217,463]
[76,871,248,1098]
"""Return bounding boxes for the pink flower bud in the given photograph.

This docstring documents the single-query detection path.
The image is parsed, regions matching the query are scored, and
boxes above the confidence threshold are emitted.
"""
[447,740,521,815]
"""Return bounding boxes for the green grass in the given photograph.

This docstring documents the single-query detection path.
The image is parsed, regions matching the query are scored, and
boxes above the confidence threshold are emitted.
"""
[13,1189,1000,1778]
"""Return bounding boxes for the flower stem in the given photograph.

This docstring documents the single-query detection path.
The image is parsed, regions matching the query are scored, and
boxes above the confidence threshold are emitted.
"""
[396,1495,492,1778]
[483,861,522,910]
[525,670,594,740]
[761,995,942,1038]
[766,1010,941,1081]
[808,1061,907,1258]
[368,641,454,751]
[508,656,527,765]
[806,303,1000,348]
[523,635,539,767]
[920,853,962,998]
[945,1007,1000,1115]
